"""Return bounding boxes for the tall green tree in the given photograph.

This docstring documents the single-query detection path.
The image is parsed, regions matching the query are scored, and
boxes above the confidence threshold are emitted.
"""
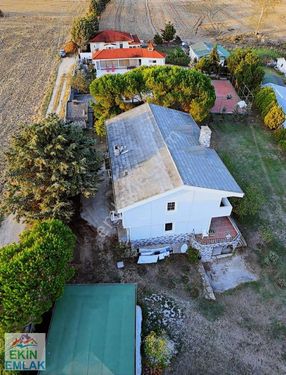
[90,66,215,135]
[227,48,264,90]
[0,219,75,331]
[71,13,98,48]
[161,21,176,43]
[153,33,163,45]
[2,115,100,222]
[195,46,221,75]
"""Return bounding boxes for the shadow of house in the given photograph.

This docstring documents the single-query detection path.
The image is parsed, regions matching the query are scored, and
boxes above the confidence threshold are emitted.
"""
[65,89,94,128]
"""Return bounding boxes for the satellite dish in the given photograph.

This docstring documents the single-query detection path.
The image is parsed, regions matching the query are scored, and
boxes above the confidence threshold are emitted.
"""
[180,244,188,253]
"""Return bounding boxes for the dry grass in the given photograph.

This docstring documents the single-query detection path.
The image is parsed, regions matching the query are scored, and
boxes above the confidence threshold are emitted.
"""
[0,0,87,171]
[100,0,286,42]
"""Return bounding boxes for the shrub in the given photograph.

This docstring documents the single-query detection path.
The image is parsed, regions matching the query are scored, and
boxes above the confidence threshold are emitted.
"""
[153,33,163,45]
[0,9,4,17]
[264,104,285,130]
[187,247,200,264]
[255,87,277,118]
[72,71,88,92]
[264,251,279,266]
[0,220,75,331]
[278,140,286,152]
[166,48,190,66]
[231,183,264,220]
[64,40,78,55]
[144,331,172,370]
[274,128,286,142]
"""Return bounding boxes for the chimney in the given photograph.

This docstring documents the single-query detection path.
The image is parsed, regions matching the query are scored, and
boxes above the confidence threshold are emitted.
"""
[199,126,212,147]
[147,40,155,51]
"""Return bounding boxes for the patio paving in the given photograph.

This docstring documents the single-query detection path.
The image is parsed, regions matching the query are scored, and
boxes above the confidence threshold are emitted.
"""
[196,216,238,245]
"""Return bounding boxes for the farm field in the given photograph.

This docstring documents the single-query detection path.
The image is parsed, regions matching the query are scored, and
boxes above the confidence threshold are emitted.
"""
[100,0,286,42]
[0,1,87,172]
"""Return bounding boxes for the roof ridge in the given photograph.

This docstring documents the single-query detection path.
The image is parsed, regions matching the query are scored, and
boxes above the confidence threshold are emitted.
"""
[148,104,184,186]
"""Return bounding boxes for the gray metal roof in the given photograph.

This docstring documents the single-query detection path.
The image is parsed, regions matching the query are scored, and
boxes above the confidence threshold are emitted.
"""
[191,42,230,59]
[106,103,243,210]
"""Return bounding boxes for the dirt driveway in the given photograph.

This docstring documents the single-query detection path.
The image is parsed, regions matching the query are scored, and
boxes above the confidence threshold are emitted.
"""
[47,55,76,116]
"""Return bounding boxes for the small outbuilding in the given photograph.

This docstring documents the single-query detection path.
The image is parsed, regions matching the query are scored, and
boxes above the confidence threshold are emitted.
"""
[189,42,230,64]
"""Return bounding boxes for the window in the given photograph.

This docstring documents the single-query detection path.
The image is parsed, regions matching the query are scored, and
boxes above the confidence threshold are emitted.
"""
[167,202,175,211]
[165,223,173,231]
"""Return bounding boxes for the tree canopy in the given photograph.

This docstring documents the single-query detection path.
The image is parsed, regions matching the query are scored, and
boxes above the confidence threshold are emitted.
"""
[90,66,216,136]
[195,46,221,75]
[2,115,100,222]
[165,48,190,66]
[0,219,75,331]
[161,21,176,43]
[71,13,99,47]
[227,48,264,90]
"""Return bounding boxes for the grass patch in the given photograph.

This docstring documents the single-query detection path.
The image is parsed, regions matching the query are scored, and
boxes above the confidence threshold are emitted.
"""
[269,319,286,339]
[196,299,225,321]
[34,57,60,121]
[254,48,281,60]
[212,117,286,292]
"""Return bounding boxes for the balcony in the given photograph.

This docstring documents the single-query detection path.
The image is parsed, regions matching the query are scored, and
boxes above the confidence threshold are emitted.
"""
[216,197,232,217]
[195,216,239,245]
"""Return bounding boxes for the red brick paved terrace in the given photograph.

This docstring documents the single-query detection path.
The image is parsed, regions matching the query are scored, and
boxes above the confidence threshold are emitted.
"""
[195,217,238,245]
[211,80,241,114]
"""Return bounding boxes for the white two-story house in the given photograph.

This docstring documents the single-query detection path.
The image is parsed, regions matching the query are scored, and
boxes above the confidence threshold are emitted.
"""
[89,29,141,51]
[106,104,244,258]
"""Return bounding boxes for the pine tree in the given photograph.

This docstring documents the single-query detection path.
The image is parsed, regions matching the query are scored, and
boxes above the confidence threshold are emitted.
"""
[2,115,101,222]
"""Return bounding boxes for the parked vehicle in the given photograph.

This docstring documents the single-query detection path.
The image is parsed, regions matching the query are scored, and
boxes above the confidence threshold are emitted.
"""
[59,49,66,58]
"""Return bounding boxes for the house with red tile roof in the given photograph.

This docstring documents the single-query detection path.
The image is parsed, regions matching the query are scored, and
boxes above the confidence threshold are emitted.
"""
[90,29,141,52]
[92,43,166,77]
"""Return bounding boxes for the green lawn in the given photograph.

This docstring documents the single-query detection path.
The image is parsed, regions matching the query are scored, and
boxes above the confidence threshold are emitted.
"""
[212,116,286,291]
[263,67,286,86]
[253,47,282,60]
[212,117,286,232]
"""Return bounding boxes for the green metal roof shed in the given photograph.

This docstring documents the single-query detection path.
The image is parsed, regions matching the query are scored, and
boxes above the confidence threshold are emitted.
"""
[42,284,136,375]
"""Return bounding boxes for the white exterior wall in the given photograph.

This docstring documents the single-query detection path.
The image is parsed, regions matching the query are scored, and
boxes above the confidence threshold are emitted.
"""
[94,58,165,77]
[90,41,140,52]
[277,58,286,74]
[120,186,235,241]
[189,48,199,62]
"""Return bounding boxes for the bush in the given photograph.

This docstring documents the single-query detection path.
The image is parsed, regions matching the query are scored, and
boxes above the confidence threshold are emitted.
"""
[0,220,75,331]
[166,48,190,66]
[278,140,286,151]
[187,247,200,264]
[153,33,163,45]
[0,9,4,17]
[144,331,172,370]
[227,48,264,90]
[255,87,277,118]
[264,251,279,266]
[264,104,285,130]
[274,128,286,142]
[231,183,264,220]
[72,67,96,93]
[64,40,78,55]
